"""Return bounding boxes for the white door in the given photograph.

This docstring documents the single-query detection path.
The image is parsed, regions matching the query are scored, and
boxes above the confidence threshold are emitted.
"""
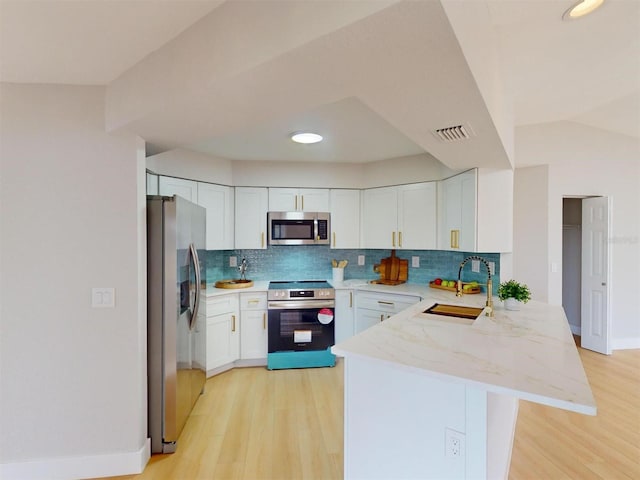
[581,196,610,354]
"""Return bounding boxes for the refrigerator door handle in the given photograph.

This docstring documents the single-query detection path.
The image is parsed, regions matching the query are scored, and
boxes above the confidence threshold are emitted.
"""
[189,242,201,330]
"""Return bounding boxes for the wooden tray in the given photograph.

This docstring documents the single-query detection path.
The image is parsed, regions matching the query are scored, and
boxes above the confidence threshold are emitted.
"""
[429,281,481,294]
[369,279,407,286]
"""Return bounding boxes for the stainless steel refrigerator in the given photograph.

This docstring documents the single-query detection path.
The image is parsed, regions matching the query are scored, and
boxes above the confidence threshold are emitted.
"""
[147,195,206,454]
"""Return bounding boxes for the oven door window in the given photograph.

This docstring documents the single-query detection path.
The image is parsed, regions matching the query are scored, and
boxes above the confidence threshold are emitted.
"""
[268,307,335,352]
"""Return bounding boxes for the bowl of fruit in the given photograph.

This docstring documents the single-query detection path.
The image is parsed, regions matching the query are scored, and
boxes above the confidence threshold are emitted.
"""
[429,278,481,294]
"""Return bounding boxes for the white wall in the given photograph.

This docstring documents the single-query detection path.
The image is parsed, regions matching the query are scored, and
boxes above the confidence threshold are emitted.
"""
[513,165,549,301]
[147,150,455,189]
[0,84,148,476]
[146,148,234,185]
[514,122,640,348]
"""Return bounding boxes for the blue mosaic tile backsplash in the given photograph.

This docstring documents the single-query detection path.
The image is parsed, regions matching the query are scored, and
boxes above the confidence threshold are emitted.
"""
[205,246,501,294]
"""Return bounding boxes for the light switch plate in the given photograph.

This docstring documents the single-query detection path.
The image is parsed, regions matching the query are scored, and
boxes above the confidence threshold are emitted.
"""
[358,255,365,266]
[471,259,480,272]
[488,262,495,275]
[412,256,420,268]
[92,288,115,308]
[229,256,237,267]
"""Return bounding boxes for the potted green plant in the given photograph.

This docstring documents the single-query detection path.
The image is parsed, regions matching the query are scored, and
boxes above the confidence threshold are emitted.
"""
[497,279,531,311]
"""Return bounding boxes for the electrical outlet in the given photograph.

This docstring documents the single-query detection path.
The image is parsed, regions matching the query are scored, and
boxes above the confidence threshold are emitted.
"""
[358,255,365,266]
[412,256,420,268]
[445,428,465,459]
[471,259,480,273]
[229,256,237,267]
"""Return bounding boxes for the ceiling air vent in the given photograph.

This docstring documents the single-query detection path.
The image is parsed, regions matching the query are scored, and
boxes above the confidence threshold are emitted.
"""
[433,124,472,143]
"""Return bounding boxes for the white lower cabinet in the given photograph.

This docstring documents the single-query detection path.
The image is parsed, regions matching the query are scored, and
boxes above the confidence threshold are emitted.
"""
[239,292,268,361]
[335,289,355,344]
[354,291,421,335]
[205,294,240,373]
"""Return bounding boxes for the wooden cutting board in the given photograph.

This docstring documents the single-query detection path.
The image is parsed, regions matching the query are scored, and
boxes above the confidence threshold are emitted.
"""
[373,250,408,285]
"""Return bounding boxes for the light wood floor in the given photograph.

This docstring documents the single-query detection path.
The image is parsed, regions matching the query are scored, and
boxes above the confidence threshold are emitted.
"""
[105,343,639,480]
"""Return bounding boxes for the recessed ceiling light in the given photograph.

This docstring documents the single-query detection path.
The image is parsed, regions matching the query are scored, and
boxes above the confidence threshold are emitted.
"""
[291,132,323,144]
[563,0,604,20]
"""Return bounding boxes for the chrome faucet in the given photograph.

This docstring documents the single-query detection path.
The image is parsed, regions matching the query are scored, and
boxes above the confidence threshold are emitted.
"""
[238,258,248,280]
[456,255,494,317]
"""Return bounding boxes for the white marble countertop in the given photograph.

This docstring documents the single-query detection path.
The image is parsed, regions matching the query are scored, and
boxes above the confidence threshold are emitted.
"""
[332,287,597,415]
[204,280,270,297]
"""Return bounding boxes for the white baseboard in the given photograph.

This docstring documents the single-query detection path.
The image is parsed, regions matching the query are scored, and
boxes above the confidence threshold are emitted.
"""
[569,324,582,336]
[612,337,640,351]
[0,439,150,480]
[207,358,267,377]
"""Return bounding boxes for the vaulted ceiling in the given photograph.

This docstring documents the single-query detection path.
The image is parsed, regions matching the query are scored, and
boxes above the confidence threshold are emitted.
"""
[1,0,638,169]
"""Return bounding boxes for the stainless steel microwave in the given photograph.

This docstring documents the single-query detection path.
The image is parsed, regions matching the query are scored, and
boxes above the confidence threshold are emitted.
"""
[267,212,330,245]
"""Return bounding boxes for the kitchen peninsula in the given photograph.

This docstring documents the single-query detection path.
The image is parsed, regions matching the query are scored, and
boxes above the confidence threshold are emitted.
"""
[331,287,596,480]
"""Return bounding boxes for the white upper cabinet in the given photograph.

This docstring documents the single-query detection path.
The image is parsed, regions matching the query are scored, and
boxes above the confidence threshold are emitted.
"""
[329,189,361,249]
[362,183,436,249]
[146,173,158,195]
[235,187,268,249]
[437,168,513,253]
[197,183,234,250]
[158,176,198,203]
[268,188,329,212]
[438,170,476,251]
[362,187,397,249]
[397,183,437,250]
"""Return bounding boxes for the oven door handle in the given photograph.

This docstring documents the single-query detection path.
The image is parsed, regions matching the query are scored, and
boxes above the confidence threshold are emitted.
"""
[268,300,335,309]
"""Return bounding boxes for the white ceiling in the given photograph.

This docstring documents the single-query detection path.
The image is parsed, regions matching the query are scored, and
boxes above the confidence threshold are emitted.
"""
[1,0,638,165]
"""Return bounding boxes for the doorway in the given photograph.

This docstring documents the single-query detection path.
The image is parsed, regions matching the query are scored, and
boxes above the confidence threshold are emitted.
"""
[562,196,611,354]
[562,198,582,335]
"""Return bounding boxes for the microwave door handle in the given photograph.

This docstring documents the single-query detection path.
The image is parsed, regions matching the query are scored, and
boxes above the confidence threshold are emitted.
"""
[189,243,201,330]
[314,218,319,243]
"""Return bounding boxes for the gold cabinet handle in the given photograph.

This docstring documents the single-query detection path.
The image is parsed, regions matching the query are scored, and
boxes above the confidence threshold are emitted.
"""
[248,299,260,305]
[392,231,396,247]
[301,195,304,211]
[380,314,384,322]
[450,230,460,249]
[232,315,236,332]
[349,291,353,308]
[261,231,265,248]
[378,301,394,306]
[399,231,403,247]
[333,232,336,248]
[295,195,298,211]
[263,312,266,330]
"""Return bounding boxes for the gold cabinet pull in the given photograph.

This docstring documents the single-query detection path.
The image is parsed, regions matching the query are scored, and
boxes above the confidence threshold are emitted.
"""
[333,232,336,248]
[450,229,460,249]
[392,231,396,247]
[261,231,265,248]
[295,195,298,211]
[263,312,266,330]
[232,315,236,332]
[301,195,304,211]
[380,314,385,322]
[349,291,353,308]
[399,231,403,247]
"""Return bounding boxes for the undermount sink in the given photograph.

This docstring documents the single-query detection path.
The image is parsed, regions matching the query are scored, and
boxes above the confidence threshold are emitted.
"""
[420,303,484,325]
[214,279,254,289]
